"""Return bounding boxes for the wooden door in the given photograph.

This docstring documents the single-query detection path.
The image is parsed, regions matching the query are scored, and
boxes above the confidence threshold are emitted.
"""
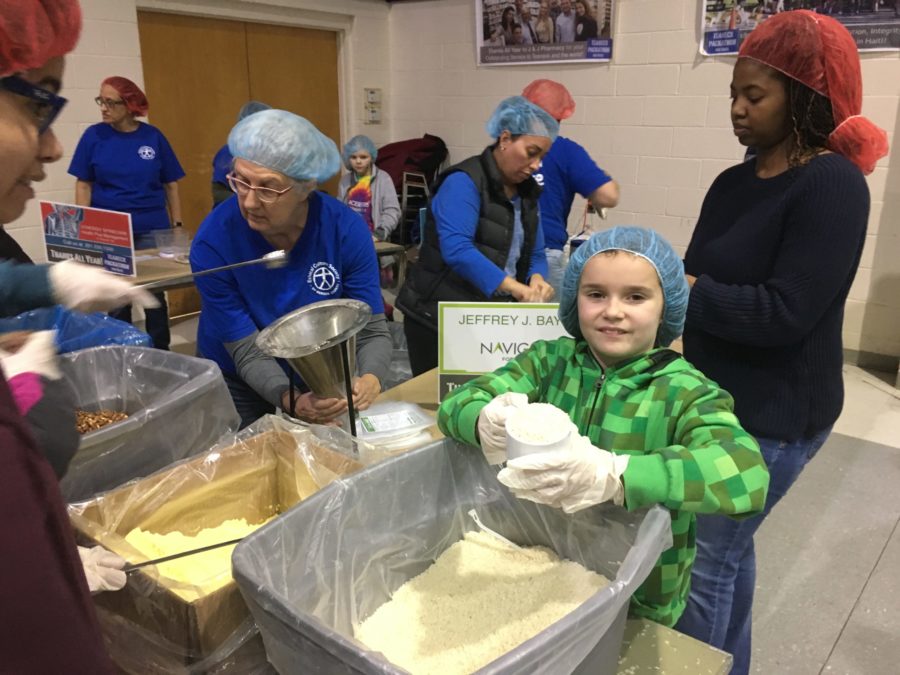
[245,23,341,195]
[136,12,340,316]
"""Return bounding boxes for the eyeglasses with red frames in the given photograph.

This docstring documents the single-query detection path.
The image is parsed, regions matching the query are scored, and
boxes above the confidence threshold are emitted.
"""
[94,96,126,108]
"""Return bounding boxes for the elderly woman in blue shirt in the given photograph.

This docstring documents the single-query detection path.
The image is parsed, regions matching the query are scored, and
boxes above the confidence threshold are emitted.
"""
[191,110,391,428]
[397,96,557,375]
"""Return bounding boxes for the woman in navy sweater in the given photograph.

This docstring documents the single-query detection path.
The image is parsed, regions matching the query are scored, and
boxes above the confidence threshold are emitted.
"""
[674,11,889,675]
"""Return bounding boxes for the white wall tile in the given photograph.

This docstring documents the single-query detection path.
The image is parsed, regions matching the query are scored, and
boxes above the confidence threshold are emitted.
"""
[611,126,673,157]
[643,96,708,127]
[617,184,667,215]
[584,96,644,126]
[614,33,650,65]
[615,65,680,96]
[678,61,733,95]
[617,0,689,34]
[672,127,744,159]
[637,157,701,187]
[648,30,700,65]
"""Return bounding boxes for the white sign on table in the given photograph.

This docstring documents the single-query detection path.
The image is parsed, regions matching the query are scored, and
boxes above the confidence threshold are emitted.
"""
[437,301,568,400]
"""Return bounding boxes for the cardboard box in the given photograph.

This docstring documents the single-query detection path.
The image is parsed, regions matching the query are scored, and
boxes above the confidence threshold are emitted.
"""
[70,426,363,673]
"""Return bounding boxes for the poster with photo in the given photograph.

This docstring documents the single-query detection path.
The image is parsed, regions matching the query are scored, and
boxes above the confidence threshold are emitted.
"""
[701,1,900,56]
[40,201,136,276]
[477,0,615,65]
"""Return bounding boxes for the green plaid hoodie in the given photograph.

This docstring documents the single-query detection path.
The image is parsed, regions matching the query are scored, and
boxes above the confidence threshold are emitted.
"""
[438,337,769,627]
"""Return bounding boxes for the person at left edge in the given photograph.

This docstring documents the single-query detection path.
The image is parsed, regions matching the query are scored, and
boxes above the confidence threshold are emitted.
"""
[68,76,185,350]
[191,109,391,429]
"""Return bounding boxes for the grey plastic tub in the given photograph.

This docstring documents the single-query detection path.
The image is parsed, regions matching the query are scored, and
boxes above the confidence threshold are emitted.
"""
[59,346,240,502]
[233,438,672,675]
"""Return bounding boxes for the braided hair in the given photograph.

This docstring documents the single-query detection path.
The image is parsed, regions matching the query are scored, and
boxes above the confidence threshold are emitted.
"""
[785,77,835,168]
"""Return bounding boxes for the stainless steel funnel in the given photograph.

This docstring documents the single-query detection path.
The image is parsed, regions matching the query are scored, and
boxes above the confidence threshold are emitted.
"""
[255,299,371,400]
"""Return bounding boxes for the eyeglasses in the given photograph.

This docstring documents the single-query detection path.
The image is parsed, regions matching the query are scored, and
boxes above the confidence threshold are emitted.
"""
[94,96,126,108]
[226,173,294,204]
[1,75,68,134]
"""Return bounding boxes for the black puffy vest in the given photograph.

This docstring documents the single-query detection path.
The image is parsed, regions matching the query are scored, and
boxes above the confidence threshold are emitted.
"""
[396,146,541,329]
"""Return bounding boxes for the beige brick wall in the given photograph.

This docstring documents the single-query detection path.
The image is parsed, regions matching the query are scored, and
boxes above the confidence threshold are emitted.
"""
[8,0,898,357]
[388,0,900,358]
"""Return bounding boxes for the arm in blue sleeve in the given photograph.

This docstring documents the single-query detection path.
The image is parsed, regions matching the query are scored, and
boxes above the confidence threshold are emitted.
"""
[156,129,186,183]
[528,219,548,279]
[0,262,54,316]
[432,173,508,297]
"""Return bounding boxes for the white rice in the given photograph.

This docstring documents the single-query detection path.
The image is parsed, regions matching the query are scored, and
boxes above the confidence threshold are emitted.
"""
[505,403,571,444]
[354,531,609,675]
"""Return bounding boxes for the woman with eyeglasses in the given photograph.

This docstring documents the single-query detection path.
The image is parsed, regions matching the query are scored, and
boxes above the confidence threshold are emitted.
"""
[191,109,391,429]
[0,1,139,671]
[68,76,185,350]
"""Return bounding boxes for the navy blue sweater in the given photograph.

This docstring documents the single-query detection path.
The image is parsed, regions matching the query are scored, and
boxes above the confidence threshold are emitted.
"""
[683,154,869,441]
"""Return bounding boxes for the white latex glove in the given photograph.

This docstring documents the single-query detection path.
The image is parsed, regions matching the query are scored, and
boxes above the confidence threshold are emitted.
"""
[78,546,127,593]
[49,260,159,313]
[497,435,630,513]
[476,392,529,465]
[0,330,60,380]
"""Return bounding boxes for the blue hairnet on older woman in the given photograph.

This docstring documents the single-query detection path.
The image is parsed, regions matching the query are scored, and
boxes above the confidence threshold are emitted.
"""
[193,109,391,429]
[559,226,689,347]
[397,95,559,375]
[228,109,341,183]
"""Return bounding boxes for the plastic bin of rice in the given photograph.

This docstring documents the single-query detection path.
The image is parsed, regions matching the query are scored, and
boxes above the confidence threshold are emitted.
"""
[232,438,672,675]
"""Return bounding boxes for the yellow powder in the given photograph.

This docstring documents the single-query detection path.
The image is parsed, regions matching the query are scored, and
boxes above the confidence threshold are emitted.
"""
[125,517,270,601]
[354,531,610,674]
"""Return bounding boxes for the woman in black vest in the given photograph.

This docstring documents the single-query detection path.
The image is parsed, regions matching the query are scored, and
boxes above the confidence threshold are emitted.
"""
[397,96,558,375]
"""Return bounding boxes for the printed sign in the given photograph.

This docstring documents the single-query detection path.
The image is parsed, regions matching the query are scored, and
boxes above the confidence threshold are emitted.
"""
[477,0,615,66]
[700,1,900,56]
[438,302,568,399]
[40,201,135,276]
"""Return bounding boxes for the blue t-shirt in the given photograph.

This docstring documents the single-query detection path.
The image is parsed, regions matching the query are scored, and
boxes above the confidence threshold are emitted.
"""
[532,136,612,250]
[212,144,232,185]
[191,193,385,377]
[68,122,185,233]
[431,173,547,298]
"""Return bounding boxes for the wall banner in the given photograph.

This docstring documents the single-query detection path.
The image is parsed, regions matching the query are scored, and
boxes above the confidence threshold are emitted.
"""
[701,1,900,56]
[477,0,615,65]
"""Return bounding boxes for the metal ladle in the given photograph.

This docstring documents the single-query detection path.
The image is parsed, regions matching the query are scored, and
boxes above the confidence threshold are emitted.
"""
[138,249,288,291]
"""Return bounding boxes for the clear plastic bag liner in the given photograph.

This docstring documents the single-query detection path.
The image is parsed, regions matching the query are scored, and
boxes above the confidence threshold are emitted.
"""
[0,305,151,351]
[232,438,673,675]
[58,345,240,502]
[69,415,366,674]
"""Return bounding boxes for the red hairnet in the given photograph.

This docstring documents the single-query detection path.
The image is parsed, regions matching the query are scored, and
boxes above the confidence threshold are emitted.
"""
[739,10,888,175]
[522,79,576,122]
[0,0,82,77]
[101,76,149,116]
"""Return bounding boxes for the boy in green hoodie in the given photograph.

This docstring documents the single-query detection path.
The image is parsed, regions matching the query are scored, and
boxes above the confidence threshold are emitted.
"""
[437,226,769,627]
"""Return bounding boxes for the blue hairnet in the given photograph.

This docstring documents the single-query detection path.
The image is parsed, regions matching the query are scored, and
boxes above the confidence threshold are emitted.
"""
[237,100,270,122]
[342,135,378,170]
[485,96,559,141]
[558,226,689,347]
[228,109,340,183]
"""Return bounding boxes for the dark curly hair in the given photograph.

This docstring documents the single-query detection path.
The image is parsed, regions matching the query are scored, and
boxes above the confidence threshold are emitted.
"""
[785,77,836,168]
